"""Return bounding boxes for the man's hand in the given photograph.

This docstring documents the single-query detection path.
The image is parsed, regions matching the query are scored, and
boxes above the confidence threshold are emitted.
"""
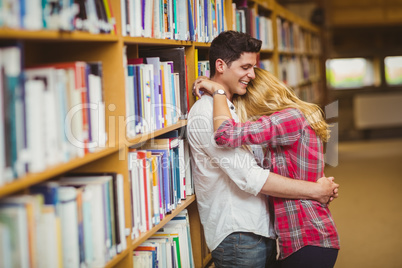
[315,177,339,204]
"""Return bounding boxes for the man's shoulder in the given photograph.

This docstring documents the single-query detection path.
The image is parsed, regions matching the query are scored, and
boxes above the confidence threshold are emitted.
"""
[188,95,213,117]
[187,96,213,134]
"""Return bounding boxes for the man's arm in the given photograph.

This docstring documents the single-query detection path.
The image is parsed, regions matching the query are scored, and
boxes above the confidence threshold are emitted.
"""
[260,172,338,204]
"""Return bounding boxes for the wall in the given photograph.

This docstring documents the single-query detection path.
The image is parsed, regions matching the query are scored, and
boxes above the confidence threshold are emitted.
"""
[326,26,402,141]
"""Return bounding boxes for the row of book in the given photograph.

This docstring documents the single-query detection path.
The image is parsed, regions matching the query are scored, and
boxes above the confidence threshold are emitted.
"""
[124,47,189,137]
[259,59,274,74]
[294,82,322,104]
[0,45,107,185]
[133,209,194,268]
[0,0,116,34]
[232,3,274,50]
[121,0,226,42]
[278,55,320,88]
[197,60,211,78]
[0,172,126,268]
[129,130,194,239]
[277,17,321,54]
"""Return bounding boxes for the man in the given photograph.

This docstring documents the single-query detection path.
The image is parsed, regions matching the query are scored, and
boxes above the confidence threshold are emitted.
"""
[187,31,338,267]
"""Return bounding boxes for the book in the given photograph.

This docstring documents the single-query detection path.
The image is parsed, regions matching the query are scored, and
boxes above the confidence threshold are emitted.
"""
[134,65,144,133]
[169,209,194,267]
[133,250,153,267]
[183,138,194,195]
[0,203,29,268]
[86,62,107,150]
[128,0,142,37]
[2,45,24,180]
[0,49,5,185]
[155,227,181,267]
[144,57,164,130]
[59,173,123,260]
[128,149,140,239]
[136,150,152,231]
[30,181,60,215]
[148,152,161,226]
[39,205,62,268]
[33,61,89,158]
[160,61,173,126]
[128,149,148,234]
[120,0,128,36]
[25,67,63,168]
[140,47,189,119]
[58,187,80,268]
[126,64,137,137]
[57,175,113,266]
[0,222,12,268]
[24,79,46,173]
[115,174,127,252]
[0,195,44,268]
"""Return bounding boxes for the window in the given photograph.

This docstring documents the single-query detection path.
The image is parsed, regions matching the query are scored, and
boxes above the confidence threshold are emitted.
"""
[385,56,402,86]
[326,58,376,89]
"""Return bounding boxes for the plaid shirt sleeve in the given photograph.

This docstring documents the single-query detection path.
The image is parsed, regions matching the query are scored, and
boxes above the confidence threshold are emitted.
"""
[214,108,308,148]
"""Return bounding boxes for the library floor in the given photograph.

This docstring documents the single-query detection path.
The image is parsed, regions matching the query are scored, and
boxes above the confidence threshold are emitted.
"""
[206,137,402,268]
[328,138,402,268]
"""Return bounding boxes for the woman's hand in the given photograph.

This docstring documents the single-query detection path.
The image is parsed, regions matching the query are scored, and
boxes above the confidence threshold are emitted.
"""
[192,76,227,99]
[316,176,339,205]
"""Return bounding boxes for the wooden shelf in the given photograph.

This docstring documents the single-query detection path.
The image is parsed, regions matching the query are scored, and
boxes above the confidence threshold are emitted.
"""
[104,248,130,268]
[132,195,196,248]
[274,3,320,33]
[194,42,211,48]
[126,120,187,147]
[0,146,119,198]
[123,36,193,46]
[253,0,275,11]
[0,28,118,42]
[260,48,274,54]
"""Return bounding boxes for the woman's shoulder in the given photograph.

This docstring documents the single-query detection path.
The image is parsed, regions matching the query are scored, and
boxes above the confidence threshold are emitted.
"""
[272,108,305,120]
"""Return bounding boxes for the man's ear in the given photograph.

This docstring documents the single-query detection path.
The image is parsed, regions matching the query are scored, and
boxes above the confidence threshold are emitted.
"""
[215,59,226,74]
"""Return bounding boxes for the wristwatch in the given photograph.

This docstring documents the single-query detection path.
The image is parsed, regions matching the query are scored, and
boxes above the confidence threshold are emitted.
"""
[213,89,227,97]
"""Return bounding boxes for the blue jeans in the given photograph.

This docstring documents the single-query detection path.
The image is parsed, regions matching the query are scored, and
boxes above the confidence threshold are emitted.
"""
[211,232,277,268]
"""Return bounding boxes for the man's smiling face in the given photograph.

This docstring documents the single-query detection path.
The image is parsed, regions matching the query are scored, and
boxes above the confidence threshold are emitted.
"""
[220,52,257,101]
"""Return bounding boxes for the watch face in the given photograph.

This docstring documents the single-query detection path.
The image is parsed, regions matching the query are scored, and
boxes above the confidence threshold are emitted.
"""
[213,89,226,96]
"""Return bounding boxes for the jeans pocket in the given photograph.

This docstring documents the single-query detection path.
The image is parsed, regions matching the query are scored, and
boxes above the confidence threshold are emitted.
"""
[237,232,264,249]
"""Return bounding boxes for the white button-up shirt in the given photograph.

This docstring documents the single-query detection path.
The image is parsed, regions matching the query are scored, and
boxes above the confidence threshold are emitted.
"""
[187,95,275,251]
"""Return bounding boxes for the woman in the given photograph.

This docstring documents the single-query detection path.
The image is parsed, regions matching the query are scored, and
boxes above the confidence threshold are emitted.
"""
[195,68,340,268]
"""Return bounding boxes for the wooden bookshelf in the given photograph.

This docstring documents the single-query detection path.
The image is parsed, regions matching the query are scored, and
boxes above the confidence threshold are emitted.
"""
[132,195,196,249]
[0,1,323,267]
[0,146,119,198]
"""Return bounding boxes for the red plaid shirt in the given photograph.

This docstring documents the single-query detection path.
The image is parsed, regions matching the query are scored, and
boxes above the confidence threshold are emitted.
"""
[215,108,340,259]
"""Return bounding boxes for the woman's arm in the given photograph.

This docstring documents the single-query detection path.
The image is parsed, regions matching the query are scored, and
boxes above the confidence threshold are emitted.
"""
[213,93,232,131]
[214,108,305,148]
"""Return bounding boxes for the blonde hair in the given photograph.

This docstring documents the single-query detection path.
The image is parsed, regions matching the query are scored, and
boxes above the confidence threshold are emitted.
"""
[233,68,330,142]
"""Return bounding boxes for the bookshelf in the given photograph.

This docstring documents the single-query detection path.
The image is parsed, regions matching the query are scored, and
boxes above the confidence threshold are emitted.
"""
[0,1,323,267]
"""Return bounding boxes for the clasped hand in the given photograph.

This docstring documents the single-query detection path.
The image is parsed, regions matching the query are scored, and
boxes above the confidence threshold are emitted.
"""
[317,177,339,205]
